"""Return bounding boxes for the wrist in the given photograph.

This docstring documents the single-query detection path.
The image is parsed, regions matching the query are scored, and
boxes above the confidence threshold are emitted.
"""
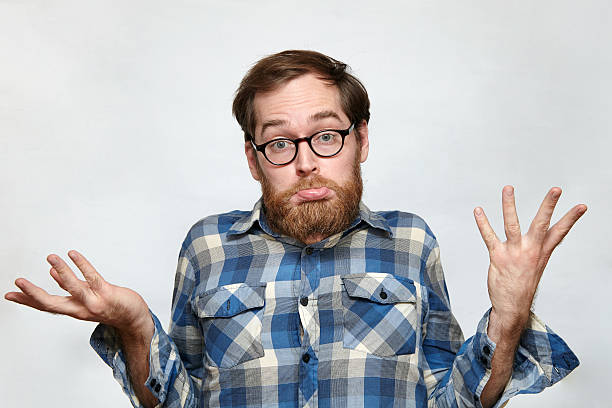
[488,307,528,345]
[108,290,151,331]
[116,308,154,344]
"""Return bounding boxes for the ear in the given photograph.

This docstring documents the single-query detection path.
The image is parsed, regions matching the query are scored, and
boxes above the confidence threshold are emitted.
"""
[245,141,261,181]
[356,120,369,163]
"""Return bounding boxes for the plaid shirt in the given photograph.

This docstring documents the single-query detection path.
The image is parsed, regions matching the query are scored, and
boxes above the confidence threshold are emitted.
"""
[91,200,578,407]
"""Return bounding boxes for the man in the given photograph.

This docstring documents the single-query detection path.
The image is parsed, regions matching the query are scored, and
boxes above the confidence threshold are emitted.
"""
[5,50,587,407]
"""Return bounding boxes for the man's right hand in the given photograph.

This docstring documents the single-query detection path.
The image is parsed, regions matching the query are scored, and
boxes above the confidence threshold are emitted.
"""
[6,250,160,407]
[4,249,151,333]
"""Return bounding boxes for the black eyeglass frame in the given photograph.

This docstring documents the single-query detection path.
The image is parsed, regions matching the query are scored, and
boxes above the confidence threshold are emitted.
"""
[249,123,355,166]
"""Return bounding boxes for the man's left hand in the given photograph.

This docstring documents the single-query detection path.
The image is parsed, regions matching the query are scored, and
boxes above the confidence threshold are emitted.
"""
[475,186,586,407]
[474,186,587,337]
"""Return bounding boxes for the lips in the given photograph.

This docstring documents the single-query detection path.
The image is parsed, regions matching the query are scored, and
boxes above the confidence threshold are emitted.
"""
[294,187,332,202]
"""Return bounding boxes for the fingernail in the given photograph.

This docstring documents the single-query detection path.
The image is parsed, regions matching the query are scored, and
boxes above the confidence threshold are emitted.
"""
[68,251,77,259]
[475,207,483,216]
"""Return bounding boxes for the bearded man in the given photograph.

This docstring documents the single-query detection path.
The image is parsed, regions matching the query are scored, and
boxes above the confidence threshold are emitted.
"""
[5,50,587,408]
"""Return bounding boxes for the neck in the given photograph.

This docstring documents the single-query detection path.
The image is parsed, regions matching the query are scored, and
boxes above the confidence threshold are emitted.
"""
[302,234,326,245]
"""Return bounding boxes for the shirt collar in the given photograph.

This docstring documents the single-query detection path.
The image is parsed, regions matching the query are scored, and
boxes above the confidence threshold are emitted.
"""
[227,198,393,239]
[356,201,393,237]
[226,198,269,236]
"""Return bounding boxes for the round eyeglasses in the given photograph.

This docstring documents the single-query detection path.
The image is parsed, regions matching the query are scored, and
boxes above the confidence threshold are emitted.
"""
[250,123,355,166]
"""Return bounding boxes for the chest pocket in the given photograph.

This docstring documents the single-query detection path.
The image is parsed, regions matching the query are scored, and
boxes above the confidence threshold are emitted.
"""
[194,282,266,368]
[341,273,418,357]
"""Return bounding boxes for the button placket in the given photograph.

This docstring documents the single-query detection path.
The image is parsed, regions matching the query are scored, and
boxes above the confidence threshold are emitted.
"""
[298,247,320,408]
[298,246,320,353]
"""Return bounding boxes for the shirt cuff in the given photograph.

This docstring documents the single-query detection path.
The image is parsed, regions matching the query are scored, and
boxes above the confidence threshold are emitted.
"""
[471,308,579,407]
[89,310,175,407]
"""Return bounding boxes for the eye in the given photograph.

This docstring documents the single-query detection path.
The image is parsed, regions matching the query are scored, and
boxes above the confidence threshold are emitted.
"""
[314,132,338,144]
[269,139,292,151]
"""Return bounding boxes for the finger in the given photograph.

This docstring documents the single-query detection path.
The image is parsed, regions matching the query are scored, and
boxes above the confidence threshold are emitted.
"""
[67,250,105,290]
[7,279,91,318]
[527,187,562,243]
[5,291,47,310]
[474,207,500,251]
[5,281,47,310]
[49,267,71,293]
[8,278,60,312]
[502,185,521,244]
[542,204,587,255]
[47,254,85,295]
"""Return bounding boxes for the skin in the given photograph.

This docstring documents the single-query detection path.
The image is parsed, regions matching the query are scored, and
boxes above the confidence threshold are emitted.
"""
[4,73,586,408]
[477,186,587,406]
[5,251,159,407]
[245,73,369,243]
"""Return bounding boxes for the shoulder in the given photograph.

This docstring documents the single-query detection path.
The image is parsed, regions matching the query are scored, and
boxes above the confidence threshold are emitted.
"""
[373,210,439,252]
[187,210,249,237]
[179,209,250,257]
[374,210,436,239]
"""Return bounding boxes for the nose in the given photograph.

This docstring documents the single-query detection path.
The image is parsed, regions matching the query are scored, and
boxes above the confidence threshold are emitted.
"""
[293,139,319,177]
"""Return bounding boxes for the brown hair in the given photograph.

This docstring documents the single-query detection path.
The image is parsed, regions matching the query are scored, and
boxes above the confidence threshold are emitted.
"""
[232,50,370,142]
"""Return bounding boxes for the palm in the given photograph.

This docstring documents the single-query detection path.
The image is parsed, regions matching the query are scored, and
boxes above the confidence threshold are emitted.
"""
[5,250,148,331]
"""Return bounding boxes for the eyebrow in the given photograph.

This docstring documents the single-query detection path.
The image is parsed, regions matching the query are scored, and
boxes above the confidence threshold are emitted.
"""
[309,110,342,123]
[260,119,288,136]
[260,110,343,137]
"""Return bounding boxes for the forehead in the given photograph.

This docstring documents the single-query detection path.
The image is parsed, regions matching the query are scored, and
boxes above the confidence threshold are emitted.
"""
[253,73,347,136]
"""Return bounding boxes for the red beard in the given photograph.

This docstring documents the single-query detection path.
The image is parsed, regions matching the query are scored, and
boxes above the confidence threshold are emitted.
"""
[259,154,362,244]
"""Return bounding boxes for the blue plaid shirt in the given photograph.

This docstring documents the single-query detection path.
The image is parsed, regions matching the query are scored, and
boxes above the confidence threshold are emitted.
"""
[91,200,578,407]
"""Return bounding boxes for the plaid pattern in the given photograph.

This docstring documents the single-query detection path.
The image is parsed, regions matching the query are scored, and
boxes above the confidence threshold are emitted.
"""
[90,199,579,407]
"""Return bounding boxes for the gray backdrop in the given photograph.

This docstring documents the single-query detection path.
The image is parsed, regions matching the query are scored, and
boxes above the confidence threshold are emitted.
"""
[1,1,609,406]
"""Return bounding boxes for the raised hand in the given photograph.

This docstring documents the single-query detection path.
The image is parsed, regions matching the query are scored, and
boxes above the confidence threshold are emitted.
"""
[5,250,151,332]
[474,186,587,331]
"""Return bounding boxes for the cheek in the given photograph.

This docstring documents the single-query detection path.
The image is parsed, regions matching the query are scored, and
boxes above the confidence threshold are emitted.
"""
[325,153,358,182]
[261,167,296,191]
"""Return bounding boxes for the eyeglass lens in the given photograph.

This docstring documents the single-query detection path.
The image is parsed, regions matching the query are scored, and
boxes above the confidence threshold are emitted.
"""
[265,131,344,164]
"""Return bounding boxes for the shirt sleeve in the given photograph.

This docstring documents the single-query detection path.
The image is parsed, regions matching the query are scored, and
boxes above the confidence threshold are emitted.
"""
[89,246,203,408]
[420,240,579,408]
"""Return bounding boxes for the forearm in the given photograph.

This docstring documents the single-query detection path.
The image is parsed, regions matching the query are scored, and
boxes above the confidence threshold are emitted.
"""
[480,309,526,408]
[117,313,160,408]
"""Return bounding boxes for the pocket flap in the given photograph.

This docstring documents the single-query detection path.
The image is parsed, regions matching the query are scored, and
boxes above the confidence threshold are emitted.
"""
[194,282,266,318]
[342,273,416,304]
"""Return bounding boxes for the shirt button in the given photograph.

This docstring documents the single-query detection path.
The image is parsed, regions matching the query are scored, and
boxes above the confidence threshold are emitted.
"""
[483,345,491,356]
[154,383,161,393]
[300,297,309,306]
[302,353,310,363]
[379,290,388,300]
[480,356,488,366]
[149,378,157,387]
[305,247,313,255]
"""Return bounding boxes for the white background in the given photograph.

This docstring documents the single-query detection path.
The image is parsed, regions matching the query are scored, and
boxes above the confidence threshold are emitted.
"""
[1,1,609,406]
